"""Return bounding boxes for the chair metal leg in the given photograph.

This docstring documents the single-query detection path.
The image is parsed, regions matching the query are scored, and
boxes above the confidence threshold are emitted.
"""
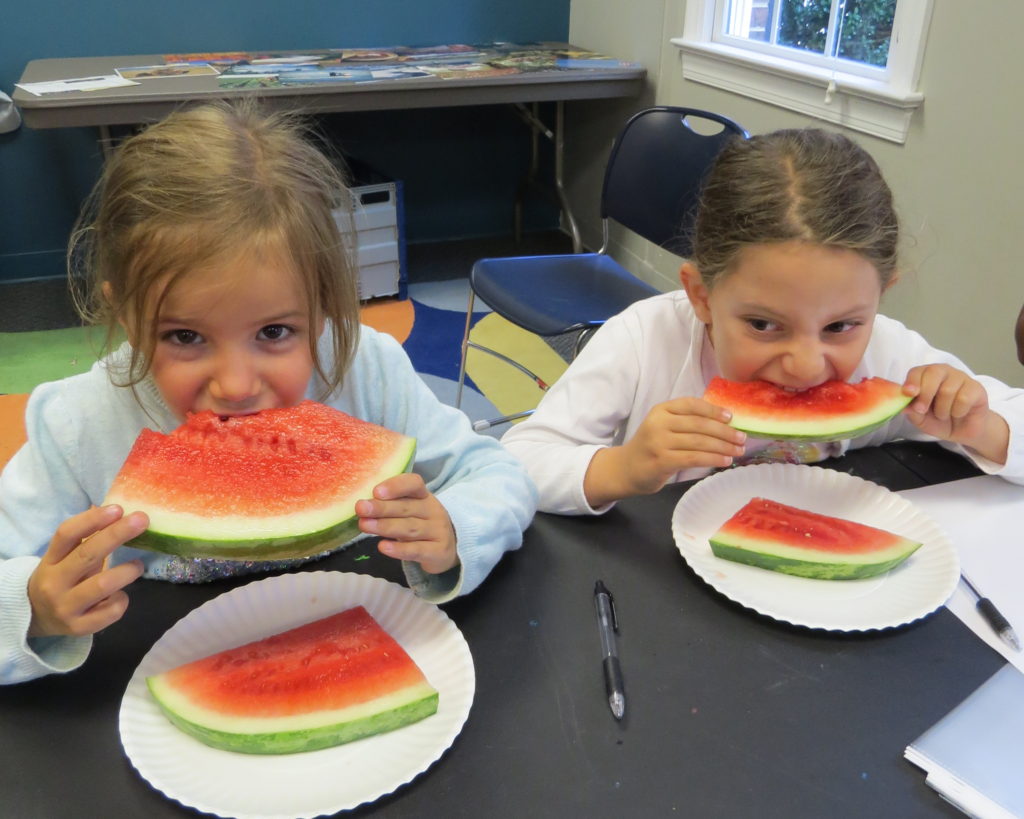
[472,409,535,432]
[465,340,551,391]
[458,326,550,431]
[455,290,476,409]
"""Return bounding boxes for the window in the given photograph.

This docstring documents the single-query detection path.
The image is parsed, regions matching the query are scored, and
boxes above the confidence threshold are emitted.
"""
[672,0,933,143]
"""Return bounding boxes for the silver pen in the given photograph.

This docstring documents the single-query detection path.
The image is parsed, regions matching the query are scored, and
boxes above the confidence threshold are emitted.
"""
[594,580,625,720]
[961,573,1021,652]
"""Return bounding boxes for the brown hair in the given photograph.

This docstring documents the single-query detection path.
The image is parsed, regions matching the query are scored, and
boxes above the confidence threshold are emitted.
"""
[69,100,360,397]
[691,128,899,288]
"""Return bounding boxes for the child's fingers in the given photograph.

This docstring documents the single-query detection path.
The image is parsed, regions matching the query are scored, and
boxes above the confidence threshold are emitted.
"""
[64,512,148,586]
[377,539,456,575]
[30,559,144,638]
[664,396,734,423]
[372,472,428,501]
[41,505,124,565]
[62,561,145,636]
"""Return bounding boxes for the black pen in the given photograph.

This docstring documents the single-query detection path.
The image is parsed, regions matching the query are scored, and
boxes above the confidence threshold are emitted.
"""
[594,580,625,720]
[961,573,1020,652]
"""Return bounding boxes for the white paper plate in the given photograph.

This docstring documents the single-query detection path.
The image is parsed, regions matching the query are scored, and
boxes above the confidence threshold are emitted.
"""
[119,571,474,819]
[671,464,960,632]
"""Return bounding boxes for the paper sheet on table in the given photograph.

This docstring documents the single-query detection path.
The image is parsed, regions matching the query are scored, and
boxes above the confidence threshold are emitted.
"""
[15,75,139,95]
[899,476,1024,673]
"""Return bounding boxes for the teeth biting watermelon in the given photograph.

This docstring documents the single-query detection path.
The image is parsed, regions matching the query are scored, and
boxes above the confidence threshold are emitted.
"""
[709,497,922,580]
[146,605,439,754]
[104,401,416,561]
[703,377,913,442]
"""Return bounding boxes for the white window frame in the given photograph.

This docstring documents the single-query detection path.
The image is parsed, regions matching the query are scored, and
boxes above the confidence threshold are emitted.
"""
[671,0,933,143]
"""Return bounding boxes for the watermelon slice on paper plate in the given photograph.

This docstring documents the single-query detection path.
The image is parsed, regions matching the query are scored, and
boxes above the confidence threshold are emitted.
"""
[703,377,913,442]
[104,401,416,561]
[670,463,960,632]
[709,497,922,580]
[146,605,440,755]
[119,571,475,818]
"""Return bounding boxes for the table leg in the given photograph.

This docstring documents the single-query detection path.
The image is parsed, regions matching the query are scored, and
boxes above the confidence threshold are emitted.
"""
[99,124,114,160]
[513,101,582,253]
[553,101,582,253]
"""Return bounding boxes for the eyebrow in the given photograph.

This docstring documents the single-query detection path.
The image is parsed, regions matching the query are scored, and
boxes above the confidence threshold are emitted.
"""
[738,303,876,321]
[157,310,308,326]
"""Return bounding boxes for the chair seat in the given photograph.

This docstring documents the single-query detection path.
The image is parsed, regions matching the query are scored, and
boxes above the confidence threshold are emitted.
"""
[470,253,660,337]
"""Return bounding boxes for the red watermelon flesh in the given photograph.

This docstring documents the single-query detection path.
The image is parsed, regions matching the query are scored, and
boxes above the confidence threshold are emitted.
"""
[703,377,912,441]
[146,606,439,754]
[104,401,416,561]
[709,498,922,579]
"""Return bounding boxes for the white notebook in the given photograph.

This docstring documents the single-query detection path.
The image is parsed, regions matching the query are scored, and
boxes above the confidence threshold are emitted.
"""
[905,664,1024,818]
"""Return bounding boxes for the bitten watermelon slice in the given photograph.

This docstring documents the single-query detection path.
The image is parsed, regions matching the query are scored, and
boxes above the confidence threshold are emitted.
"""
[104,401,416,561]
[146,606,439,754]
[703,377,913,442]
[709,498,922,580]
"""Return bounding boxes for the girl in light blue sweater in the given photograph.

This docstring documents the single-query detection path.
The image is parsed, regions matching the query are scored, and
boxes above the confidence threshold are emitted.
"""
[0,102,536,684]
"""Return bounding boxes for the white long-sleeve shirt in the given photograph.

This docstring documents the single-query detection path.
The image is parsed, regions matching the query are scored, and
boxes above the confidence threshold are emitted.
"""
[0,325,537,684]
[502,290,1024,514]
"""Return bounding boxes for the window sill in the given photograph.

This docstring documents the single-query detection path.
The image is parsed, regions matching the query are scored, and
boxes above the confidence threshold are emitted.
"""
[670,38,922,144]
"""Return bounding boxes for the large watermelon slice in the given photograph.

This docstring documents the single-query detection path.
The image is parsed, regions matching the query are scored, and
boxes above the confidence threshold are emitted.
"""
[146,605,439,754]
[709,498,922,580]
[703,377,913,442]
[104,401,416,561]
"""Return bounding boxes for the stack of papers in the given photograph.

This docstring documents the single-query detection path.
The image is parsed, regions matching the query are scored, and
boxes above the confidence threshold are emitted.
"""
[905,664,1024,819]
[898,476,1023,672]
[899,476,1024,817]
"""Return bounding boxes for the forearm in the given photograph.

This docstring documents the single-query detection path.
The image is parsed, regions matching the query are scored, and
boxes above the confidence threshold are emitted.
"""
[583,446,644,509]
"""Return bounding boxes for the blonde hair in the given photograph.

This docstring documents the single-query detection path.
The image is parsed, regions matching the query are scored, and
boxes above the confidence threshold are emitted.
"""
[691,128,899,288]
[69,100,360,397]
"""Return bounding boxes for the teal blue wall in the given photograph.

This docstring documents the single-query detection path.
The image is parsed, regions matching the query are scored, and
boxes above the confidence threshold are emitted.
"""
[0,2,570,282]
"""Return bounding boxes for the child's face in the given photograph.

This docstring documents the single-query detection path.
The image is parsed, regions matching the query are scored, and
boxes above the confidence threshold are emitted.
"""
[682,241,884,389]
[146,246,319,420]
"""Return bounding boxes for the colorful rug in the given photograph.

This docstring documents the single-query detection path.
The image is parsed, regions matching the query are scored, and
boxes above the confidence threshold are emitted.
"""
[0,279,567,468]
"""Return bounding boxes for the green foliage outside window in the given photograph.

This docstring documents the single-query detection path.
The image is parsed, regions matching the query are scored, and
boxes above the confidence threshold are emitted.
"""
[777,0,896,67]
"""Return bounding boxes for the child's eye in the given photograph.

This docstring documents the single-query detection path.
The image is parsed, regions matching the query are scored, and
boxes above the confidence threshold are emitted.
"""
[746,317,779,333]
[824,320,861,334]
[162,329,202,345]
[258,324,295,342]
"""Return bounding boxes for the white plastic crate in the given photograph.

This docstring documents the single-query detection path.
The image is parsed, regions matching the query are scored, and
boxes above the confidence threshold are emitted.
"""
[333,179,407,300]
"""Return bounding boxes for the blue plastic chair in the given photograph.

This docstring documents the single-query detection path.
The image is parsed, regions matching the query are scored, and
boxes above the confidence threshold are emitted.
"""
[456,106,749,429]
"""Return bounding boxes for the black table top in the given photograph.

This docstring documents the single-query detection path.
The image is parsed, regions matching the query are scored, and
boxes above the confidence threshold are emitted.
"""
[0,441,1000,818]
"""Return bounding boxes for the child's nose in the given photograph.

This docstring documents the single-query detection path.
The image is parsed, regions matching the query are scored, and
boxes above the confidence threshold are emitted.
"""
[209,352,260,402]
[782,341,826,385]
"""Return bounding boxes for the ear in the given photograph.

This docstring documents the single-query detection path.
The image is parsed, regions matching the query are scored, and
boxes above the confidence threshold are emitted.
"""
[103,281,136,345]
[679,263,713,324]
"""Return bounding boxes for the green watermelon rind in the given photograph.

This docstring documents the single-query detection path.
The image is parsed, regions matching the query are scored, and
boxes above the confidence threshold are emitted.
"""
[129,516,364,561]
[115,438,416,561]
[146,676,439,755]
[708,533,922,580]
[728,393,913,442]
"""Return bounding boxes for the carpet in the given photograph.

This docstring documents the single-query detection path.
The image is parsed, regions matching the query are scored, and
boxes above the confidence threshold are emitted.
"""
[0,278,566,468]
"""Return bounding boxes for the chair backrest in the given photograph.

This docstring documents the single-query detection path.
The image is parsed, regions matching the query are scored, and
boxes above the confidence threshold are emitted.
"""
[601,107,748,257]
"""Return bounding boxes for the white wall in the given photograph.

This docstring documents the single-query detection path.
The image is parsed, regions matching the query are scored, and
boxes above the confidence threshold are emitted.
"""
[568,0,1024,385]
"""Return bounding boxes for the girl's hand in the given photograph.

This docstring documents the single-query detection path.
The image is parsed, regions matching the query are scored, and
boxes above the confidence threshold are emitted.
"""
[27,505,147,639]
[584,397,746,506]
[356,473,458,575]
[902,364,1009,463]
